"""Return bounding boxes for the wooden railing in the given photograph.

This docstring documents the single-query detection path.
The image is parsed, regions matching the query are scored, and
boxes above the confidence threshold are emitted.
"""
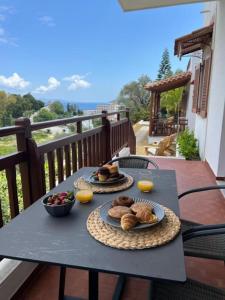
[0,109,136,227]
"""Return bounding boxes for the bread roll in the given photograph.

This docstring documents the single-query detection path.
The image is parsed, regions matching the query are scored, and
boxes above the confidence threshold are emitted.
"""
[108,206,132,219]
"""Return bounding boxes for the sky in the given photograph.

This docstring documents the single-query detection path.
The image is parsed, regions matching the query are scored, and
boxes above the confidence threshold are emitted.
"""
[0,0,203,103]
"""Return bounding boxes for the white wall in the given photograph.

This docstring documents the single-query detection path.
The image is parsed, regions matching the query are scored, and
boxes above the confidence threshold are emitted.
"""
[186,1,225,176]
[204,1,225,176]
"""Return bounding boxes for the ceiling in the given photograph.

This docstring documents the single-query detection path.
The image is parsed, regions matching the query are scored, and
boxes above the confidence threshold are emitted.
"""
[118,0,215,11]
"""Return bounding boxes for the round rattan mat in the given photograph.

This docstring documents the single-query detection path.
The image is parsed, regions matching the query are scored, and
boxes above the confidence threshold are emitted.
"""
[87,206,181,250]
[74,175,134,194]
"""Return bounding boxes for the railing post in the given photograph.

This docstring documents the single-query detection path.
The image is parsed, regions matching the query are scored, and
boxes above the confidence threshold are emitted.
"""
[77,120,83,169]
[126,108,130,120]
[15,118,33,208]
[125,108,136,155]
[102,110,111,163]
[15,117,44,203]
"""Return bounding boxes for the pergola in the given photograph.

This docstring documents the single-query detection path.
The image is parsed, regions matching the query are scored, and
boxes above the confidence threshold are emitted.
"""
[145,71,192,136]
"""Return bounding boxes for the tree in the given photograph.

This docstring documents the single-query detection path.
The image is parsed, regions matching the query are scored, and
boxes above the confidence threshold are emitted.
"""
[161,87,184,115]
[33,108,58,122]
[49,101,64,115]
[67,103,78,116]
[0,91,16,126]
[117,75,151,123]
[157,48,173,80]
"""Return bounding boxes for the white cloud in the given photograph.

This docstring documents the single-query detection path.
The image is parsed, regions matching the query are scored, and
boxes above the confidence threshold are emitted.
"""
[33,77,60,94]
[0,27,17,45]
[0,27,5,35]
[0,6,17,46]
[0,14,5,21]
[0,73,30,89]
[64,74,91,90]
[39,16,55,27]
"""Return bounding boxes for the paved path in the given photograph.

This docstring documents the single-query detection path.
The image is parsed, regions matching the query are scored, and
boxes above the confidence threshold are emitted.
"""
[135,125,148,144]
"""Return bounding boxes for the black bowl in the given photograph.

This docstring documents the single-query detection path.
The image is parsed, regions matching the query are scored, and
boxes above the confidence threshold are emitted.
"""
[42,195,75,217]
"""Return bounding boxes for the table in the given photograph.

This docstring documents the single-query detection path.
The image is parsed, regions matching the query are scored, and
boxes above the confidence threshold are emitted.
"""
[0,168,186,299]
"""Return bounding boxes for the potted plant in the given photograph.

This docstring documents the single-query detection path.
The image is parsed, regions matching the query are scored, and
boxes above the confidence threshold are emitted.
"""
[177,129,200,160]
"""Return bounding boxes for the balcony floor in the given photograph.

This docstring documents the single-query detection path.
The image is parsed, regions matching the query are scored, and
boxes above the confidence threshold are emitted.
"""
[14,158,225,300]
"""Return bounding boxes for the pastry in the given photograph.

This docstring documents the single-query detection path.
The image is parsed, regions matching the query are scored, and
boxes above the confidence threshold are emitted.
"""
[103,164,112,170]
[136,210,158,224]
[131,202,153,214]
[121,213,138,231]
[108,206,132,219]
[108,164,119,175]
[98,167,110,182]
[112,196,134,207]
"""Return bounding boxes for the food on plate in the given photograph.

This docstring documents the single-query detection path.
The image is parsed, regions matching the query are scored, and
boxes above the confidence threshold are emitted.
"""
[108,206,132,219]
[121,213,138,231]
[98,167,110,182]
[112,195,134,207]
[135,209,158,224]
[130,202,153,214]
[92,163,122,182]
[107,164,119,176]
[107,198,158,230]
[46,191,74,206]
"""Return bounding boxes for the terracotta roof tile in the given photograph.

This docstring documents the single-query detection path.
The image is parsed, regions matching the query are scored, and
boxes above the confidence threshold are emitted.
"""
[145,72,192,93]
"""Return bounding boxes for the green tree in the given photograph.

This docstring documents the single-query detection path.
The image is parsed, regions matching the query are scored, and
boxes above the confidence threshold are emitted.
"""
[33,108,57,122]
[161,87,184,115]
[157,48,173,80]
[0,91,16,126]
[67,103,78,116]
[117,75,151,123]
[49,101,64,115]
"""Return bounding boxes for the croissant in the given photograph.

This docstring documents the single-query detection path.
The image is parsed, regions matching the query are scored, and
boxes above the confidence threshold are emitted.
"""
[136,209,158,224]
[121,213,138,231]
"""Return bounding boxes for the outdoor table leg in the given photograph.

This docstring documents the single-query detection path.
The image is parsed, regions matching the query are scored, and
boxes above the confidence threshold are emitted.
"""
[113,275,126,300]
[89,270,98,300]
[59,266,66,300]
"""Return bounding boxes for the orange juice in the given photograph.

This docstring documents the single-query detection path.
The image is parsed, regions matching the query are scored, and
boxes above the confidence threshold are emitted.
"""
[137,180,154,192]
[76,190,93,203]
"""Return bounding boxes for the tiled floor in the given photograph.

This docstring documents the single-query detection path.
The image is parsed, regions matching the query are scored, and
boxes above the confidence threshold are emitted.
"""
[15,158,225,300]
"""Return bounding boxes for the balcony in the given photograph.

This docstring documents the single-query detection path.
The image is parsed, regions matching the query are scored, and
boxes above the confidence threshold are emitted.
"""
[10,157,225,299]
[0,112,224,299]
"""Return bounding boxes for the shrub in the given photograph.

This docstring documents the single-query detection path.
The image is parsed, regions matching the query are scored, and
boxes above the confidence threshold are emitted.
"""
[177,129,199,160]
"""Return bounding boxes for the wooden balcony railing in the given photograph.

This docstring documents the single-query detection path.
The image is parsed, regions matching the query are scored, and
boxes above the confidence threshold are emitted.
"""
[0,109,136,227]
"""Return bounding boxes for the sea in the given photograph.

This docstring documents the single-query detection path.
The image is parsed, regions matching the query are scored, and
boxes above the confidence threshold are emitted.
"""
[43,99,111,111]
[75,102,108,111]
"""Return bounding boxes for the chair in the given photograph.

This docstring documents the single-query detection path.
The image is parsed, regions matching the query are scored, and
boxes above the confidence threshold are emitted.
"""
[107,155,159,169]
[150,277,225,300]
[145,134,176,156]
[149,225,225,300]
[179,185,225,260]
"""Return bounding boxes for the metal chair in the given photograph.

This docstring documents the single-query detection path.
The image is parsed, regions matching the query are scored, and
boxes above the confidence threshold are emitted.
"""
[179,185,225,260]
[149,225,225,300]
[150,277,225,300]
[107,156,159,169]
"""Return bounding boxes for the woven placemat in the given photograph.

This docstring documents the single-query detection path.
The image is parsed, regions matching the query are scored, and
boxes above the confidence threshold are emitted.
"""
[87,206,181,250]
[74,175,134,194]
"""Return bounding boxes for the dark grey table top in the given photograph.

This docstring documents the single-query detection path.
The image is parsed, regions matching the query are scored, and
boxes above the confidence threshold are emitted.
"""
[0,168,186,282]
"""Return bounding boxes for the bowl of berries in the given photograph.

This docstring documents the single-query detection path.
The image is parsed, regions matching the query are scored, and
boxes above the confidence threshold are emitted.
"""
[42,191,75,217]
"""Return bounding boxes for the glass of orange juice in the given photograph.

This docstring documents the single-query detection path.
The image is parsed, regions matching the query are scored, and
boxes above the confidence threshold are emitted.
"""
[75,178,93,204]
[137,179,154,193]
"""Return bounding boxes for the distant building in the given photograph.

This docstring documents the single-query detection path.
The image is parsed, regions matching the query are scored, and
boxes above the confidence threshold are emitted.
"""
[83,103,125,122]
